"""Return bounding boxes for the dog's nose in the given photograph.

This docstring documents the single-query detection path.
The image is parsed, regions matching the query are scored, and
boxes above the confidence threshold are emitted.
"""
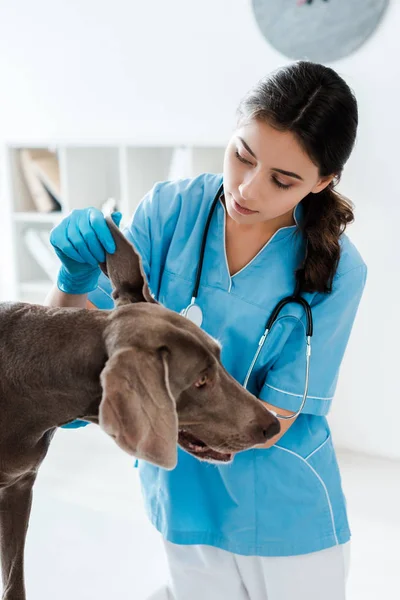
[263,419,281,440]
[251,414,281,445]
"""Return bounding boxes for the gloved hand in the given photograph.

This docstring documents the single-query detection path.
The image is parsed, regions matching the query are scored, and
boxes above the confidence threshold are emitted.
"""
[61,420,89,429]
[50,208,122,294]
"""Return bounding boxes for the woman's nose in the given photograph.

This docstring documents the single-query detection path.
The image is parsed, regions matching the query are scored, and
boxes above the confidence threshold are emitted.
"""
[238,176,259,204]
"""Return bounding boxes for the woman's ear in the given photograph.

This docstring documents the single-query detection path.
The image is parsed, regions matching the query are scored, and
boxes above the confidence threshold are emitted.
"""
[311,174,335,194]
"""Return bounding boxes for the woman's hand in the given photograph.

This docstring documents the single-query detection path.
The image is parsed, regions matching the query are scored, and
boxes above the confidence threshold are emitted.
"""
[50,208,122,294]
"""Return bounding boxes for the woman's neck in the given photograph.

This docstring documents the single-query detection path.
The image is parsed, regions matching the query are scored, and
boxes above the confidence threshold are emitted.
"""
[225,208,295,241]
[223,205,296,277]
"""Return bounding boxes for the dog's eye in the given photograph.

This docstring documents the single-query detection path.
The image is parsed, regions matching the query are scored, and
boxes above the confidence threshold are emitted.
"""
[194,374,208,388]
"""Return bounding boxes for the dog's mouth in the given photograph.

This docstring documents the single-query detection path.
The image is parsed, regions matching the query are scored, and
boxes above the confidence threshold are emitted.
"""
[178,429,233,463]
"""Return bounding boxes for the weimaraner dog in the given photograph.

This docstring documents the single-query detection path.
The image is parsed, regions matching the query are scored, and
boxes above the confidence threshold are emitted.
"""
[0,217,279,600]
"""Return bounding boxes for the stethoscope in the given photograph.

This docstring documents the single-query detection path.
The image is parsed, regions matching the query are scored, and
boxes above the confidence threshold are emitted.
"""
[180,184,313,421]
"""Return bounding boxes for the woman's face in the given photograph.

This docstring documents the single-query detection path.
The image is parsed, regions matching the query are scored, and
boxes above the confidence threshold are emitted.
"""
[223,119,333,226]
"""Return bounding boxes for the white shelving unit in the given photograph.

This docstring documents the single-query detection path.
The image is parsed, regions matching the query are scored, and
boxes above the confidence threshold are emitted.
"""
[0,143,225,304]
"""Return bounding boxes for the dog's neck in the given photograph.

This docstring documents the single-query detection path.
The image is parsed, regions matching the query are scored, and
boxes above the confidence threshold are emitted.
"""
[0,302,110,438]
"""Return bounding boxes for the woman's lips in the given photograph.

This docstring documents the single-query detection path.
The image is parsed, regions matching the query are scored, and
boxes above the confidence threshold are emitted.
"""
[232,197,258,215]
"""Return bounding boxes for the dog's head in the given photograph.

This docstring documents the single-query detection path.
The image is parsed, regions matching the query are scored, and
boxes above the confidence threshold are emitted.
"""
[98,217,280,470]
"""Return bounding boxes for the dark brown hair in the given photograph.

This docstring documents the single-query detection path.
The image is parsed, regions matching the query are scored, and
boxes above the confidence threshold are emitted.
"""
[236,61,358,293]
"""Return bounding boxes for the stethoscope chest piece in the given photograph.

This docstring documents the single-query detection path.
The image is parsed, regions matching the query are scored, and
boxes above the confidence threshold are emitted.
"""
[181,301,203,328]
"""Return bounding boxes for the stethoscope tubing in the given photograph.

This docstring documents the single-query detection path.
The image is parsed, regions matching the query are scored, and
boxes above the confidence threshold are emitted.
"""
[182,184,314,421]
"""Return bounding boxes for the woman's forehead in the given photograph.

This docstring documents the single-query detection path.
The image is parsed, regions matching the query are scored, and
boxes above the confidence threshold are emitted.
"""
[234,120,319,178]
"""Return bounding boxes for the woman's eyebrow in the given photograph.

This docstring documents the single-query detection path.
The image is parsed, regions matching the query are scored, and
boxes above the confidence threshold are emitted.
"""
[237,137,304,181]
[271,168,303,181]
[237,137,257,159]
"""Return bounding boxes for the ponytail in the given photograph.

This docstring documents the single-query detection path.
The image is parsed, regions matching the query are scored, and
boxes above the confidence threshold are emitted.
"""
[296,183,354,293]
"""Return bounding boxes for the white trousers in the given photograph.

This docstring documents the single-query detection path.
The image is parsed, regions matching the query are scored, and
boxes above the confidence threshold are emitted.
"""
[148,540,351,600]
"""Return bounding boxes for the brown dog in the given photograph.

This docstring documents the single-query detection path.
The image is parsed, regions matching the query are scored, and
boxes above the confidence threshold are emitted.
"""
[0,218,279,600]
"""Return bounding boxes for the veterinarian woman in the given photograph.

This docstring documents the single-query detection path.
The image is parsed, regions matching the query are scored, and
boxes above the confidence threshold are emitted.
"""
[47,61,367,599]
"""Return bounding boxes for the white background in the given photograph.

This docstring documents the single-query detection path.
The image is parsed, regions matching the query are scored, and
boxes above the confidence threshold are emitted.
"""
[0,2,399,598]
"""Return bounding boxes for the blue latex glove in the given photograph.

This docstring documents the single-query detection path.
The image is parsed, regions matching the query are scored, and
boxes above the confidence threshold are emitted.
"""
[50,208,122,295]
[51,208,122,429]
[61,420,89,429]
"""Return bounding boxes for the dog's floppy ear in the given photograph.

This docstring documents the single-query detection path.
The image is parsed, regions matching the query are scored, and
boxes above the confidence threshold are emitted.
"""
[99,215,156,307]
[99,347,178,470]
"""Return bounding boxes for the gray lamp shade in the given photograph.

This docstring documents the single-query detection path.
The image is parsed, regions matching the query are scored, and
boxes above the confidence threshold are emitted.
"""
[252,0,389,63]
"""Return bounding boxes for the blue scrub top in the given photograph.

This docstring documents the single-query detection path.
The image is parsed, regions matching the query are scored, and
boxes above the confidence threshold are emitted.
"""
[89,173,367,557]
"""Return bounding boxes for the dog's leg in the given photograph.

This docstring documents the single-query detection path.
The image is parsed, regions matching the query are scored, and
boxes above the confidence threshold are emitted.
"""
[0,473,36,600]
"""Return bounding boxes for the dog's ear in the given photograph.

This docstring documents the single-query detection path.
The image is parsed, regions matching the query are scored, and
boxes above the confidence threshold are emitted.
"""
[99,215,156,307]
[99,347,178,470]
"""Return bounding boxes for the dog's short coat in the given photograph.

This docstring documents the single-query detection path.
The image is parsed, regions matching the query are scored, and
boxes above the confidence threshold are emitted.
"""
[0,217,279,599]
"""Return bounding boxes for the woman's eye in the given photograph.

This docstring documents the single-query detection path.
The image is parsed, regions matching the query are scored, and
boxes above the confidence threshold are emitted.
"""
[235,150,253,166]
[235,150,291,190]
[272,177,291,191]
[194,374,208,388]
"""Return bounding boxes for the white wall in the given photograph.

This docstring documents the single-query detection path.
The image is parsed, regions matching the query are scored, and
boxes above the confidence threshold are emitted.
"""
[0,0,398,458]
